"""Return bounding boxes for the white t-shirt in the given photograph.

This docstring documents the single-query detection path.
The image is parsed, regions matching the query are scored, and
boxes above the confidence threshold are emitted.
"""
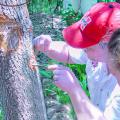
[69,47,120,119]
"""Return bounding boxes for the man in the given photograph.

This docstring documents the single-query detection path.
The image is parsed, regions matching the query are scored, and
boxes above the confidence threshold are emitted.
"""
[34,2,120,120]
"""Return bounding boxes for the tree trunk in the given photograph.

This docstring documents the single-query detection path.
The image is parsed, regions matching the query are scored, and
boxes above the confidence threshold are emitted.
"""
[0,0,47,120]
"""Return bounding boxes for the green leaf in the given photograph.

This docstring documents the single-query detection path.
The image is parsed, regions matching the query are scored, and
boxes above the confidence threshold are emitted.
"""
[39,70,53,79]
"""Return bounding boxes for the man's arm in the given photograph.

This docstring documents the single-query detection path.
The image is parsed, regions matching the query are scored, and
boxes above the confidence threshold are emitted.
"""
[48,65,106,120]
[44,41,74,63]
[69,86,106,120]
[45,41,88,64]
[33,35,88,64]
[33,35,74,63]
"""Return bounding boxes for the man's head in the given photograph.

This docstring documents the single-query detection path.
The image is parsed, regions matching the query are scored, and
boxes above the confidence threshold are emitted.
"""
[62,2,120,62]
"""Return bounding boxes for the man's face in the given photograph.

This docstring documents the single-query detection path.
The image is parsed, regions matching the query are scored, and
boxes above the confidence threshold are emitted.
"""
[83,43,108,62]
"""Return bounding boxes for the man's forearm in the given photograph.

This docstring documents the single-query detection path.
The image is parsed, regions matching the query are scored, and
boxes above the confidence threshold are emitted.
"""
[45,41,73,63]
[68,86,105,120]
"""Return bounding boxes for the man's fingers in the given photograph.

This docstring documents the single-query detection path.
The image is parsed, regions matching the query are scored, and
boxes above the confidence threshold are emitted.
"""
[34,35,52,44]
[45,35,52,41]
[39,35,52,42]
[33,36,40,46]
[53,75,59,81]
[48,64,67,71]
[54,70,69,76]
[47,64,59,71]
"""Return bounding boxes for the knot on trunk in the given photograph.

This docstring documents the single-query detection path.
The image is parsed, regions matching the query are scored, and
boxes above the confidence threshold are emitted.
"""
[0,14,22,53]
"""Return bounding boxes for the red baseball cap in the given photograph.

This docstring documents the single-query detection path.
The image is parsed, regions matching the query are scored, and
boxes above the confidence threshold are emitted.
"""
[62,2,120,48]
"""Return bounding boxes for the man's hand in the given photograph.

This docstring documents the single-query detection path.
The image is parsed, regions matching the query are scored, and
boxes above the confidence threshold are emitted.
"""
[48,64,80,94]
[33,35,52,53]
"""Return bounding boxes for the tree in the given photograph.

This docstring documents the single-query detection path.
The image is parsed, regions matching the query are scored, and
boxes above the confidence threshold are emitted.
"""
[0,0,47,120]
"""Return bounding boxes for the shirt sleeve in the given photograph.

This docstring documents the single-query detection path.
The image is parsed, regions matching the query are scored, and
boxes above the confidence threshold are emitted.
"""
[68,46,88,64]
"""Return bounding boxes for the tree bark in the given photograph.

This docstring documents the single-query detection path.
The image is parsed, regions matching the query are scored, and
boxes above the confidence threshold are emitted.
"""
[0,0,47,120]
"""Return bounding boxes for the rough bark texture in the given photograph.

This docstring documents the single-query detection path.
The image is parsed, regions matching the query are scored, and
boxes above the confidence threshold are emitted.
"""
[0,0,47,120]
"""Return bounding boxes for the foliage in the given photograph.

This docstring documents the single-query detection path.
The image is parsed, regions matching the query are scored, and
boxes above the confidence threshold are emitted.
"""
[0,108,3,120]
[60,4,82,26]
[28,0,116,24]
[28,0,63,14]
[28,0,117,14]
[67,64,90,97]
[60,0,116,26]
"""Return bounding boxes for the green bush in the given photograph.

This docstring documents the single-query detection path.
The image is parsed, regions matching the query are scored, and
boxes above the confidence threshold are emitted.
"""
[60,4,82,26]
[28,0,63,14]
[67,64,90,97]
